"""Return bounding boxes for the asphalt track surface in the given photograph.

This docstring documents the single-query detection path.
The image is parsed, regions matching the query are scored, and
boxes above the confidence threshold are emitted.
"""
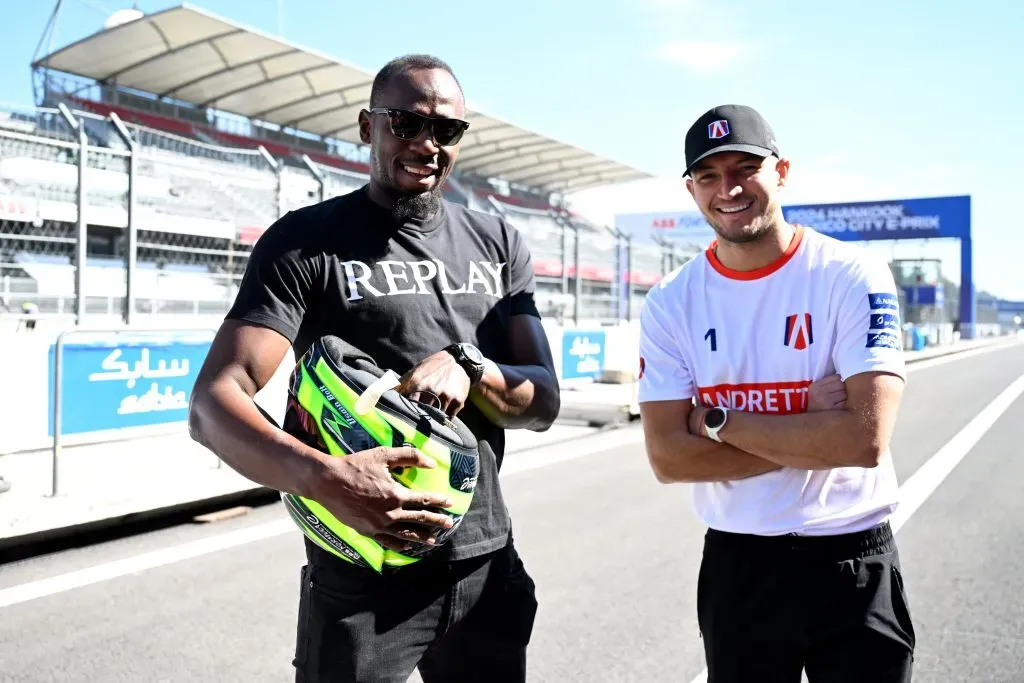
[1,342,1023,683]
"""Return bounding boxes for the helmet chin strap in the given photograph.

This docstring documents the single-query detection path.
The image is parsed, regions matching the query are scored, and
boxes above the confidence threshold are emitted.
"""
[410,391,442,410]
[354,369,402,416]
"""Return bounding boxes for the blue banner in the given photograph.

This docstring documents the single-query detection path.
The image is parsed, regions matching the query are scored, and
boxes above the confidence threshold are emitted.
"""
[901,284,942,306]
[561,330,606,380]
[782,195,971,242]
[48,332,213,436]
[997,300,1024,314]
[618,195,976,333]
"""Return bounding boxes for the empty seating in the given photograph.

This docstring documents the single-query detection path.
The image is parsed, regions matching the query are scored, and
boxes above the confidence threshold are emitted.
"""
[492,199,567,265]
[321,166,367,199]
[1,100,675,322]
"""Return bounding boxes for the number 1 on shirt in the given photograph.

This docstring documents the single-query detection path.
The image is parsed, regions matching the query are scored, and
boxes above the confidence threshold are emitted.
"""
[705,328,717,352]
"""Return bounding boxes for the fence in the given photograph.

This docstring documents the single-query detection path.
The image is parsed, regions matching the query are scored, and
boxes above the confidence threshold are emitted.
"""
[0,102,695,328]
[485,196,695,324]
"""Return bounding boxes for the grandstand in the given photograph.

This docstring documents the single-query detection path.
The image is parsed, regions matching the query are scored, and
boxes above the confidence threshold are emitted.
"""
[1,4,697,326]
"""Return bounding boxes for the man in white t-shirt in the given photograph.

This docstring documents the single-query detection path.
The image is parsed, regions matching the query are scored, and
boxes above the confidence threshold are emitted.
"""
[638,104,916,682]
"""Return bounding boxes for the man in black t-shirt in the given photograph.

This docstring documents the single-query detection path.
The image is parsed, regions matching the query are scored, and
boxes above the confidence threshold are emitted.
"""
[189,55,560,683]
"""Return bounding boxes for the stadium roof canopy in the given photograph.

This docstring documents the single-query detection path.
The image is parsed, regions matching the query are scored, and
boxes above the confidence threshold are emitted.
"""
[32,3,651,193]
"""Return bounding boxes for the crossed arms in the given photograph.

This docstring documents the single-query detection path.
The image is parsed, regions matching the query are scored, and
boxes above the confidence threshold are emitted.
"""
[639,371,905,484]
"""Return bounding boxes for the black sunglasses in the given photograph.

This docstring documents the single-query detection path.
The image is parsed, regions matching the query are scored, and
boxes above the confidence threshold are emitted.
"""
[369,108,470,146]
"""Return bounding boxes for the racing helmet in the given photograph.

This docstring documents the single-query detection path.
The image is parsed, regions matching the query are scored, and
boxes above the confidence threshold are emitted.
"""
[277,335,479,573]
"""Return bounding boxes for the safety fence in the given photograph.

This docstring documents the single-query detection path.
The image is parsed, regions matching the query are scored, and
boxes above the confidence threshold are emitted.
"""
[1,101,697,328]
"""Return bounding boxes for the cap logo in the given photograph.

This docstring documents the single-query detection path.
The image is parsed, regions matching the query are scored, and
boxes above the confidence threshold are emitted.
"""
[708,120,730,139]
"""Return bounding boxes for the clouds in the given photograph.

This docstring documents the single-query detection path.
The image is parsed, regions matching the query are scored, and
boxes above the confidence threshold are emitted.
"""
[637,0,701,9]
[782,155,974,206]
[634,0,752,73]
[567,176,696,227]
[653,41,751,73]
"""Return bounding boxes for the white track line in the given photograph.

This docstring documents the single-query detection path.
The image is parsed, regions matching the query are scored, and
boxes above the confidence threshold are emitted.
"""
[904,339,1021,372]
[687,371,1024,683]
[0,342,1018,610]
[0,428,636,609]
[500,426,643,475]
[0,521,294,608]
[889,371,1024,532]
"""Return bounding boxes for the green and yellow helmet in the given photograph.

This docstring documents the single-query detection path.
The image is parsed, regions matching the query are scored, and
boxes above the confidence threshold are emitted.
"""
[278,336,479,573]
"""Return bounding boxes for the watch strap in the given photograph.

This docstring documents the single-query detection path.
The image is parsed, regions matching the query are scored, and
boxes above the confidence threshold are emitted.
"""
[705,407,728,443]
[445,343,484,387]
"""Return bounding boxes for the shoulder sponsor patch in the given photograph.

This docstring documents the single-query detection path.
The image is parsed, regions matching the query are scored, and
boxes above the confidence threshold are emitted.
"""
[868,293,898,310]
[869,312,901,331]
[866,332,901,349]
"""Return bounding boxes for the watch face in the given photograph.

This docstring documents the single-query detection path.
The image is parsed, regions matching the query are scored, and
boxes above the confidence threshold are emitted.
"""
[462,344,484,364]
[705,408,726,430]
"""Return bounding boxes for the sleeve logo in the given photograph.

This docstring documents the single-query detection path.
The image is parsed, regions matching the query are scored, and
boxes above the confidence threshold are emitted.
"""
[867,292,901,348]
[868,293,898,310]
[870,312,900,331]
[867,332,901,349]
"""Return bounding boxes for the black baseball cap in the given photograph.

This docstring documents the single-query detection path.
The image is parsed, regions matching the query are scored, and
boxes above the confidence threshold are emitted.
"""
[683,104,780,177]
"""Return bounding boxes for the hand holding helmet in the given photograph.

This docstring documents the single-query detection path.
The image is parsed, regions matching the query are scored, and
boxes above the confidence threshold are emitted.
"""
[276,335,480,573]
[308,444,455,552]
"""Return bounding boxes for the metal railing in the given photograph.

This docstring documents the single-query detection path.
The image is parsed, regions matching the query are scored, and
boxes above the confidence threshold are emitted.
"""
[0,103,321,327]
[0,101,694,327]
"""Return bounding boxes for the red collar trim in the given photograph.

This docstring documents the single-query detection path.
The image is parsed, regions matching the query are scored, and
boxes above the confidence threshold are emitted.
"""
[706,225,804,281]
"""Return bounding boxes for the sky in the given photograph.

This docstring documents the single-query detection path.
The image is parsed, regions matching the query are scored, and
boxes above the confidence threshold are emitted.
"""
[1,0,1022,299]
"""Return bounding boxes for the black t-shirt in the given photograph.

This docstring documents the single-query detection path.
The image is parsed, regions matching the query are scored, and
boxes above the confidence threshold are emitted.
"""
[226,186,540,561]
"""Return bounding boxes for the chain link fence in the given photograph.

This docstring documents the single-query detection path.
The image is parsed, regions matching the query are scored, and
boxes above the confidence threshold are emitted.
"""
[0,105,79,320]
[486,197,697,324]
[130,124,279,233]
[1,102,695,330]
[320,163,370,200]
[0,103,77,143]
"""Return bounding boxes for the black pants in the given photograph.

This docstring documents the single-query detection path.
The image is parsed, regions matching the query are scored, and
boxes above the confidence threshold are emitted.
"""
[697,521,916,683]
[293,537,538,683]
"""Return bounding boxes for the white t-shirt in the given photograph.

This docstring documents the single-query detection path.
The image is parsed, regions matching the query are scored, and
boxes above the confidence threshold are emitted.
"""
[638,225,906,536]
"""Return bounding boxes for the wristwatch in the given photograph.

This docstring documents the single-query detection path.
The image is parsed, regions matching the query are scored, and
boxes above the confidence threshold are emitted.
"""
[444,343,485,387]
[703,406,730,443]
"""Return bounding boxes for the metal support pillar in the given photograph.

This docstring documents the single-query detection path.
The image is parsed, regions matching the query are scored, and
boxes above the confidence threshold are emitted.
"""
[258,145,282,219]
[559,221,569,301]
[301,154,326,202]
[625,236,635,322]
[573,222,581,325]
[109,112,137,325]
[58,102,87,325]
